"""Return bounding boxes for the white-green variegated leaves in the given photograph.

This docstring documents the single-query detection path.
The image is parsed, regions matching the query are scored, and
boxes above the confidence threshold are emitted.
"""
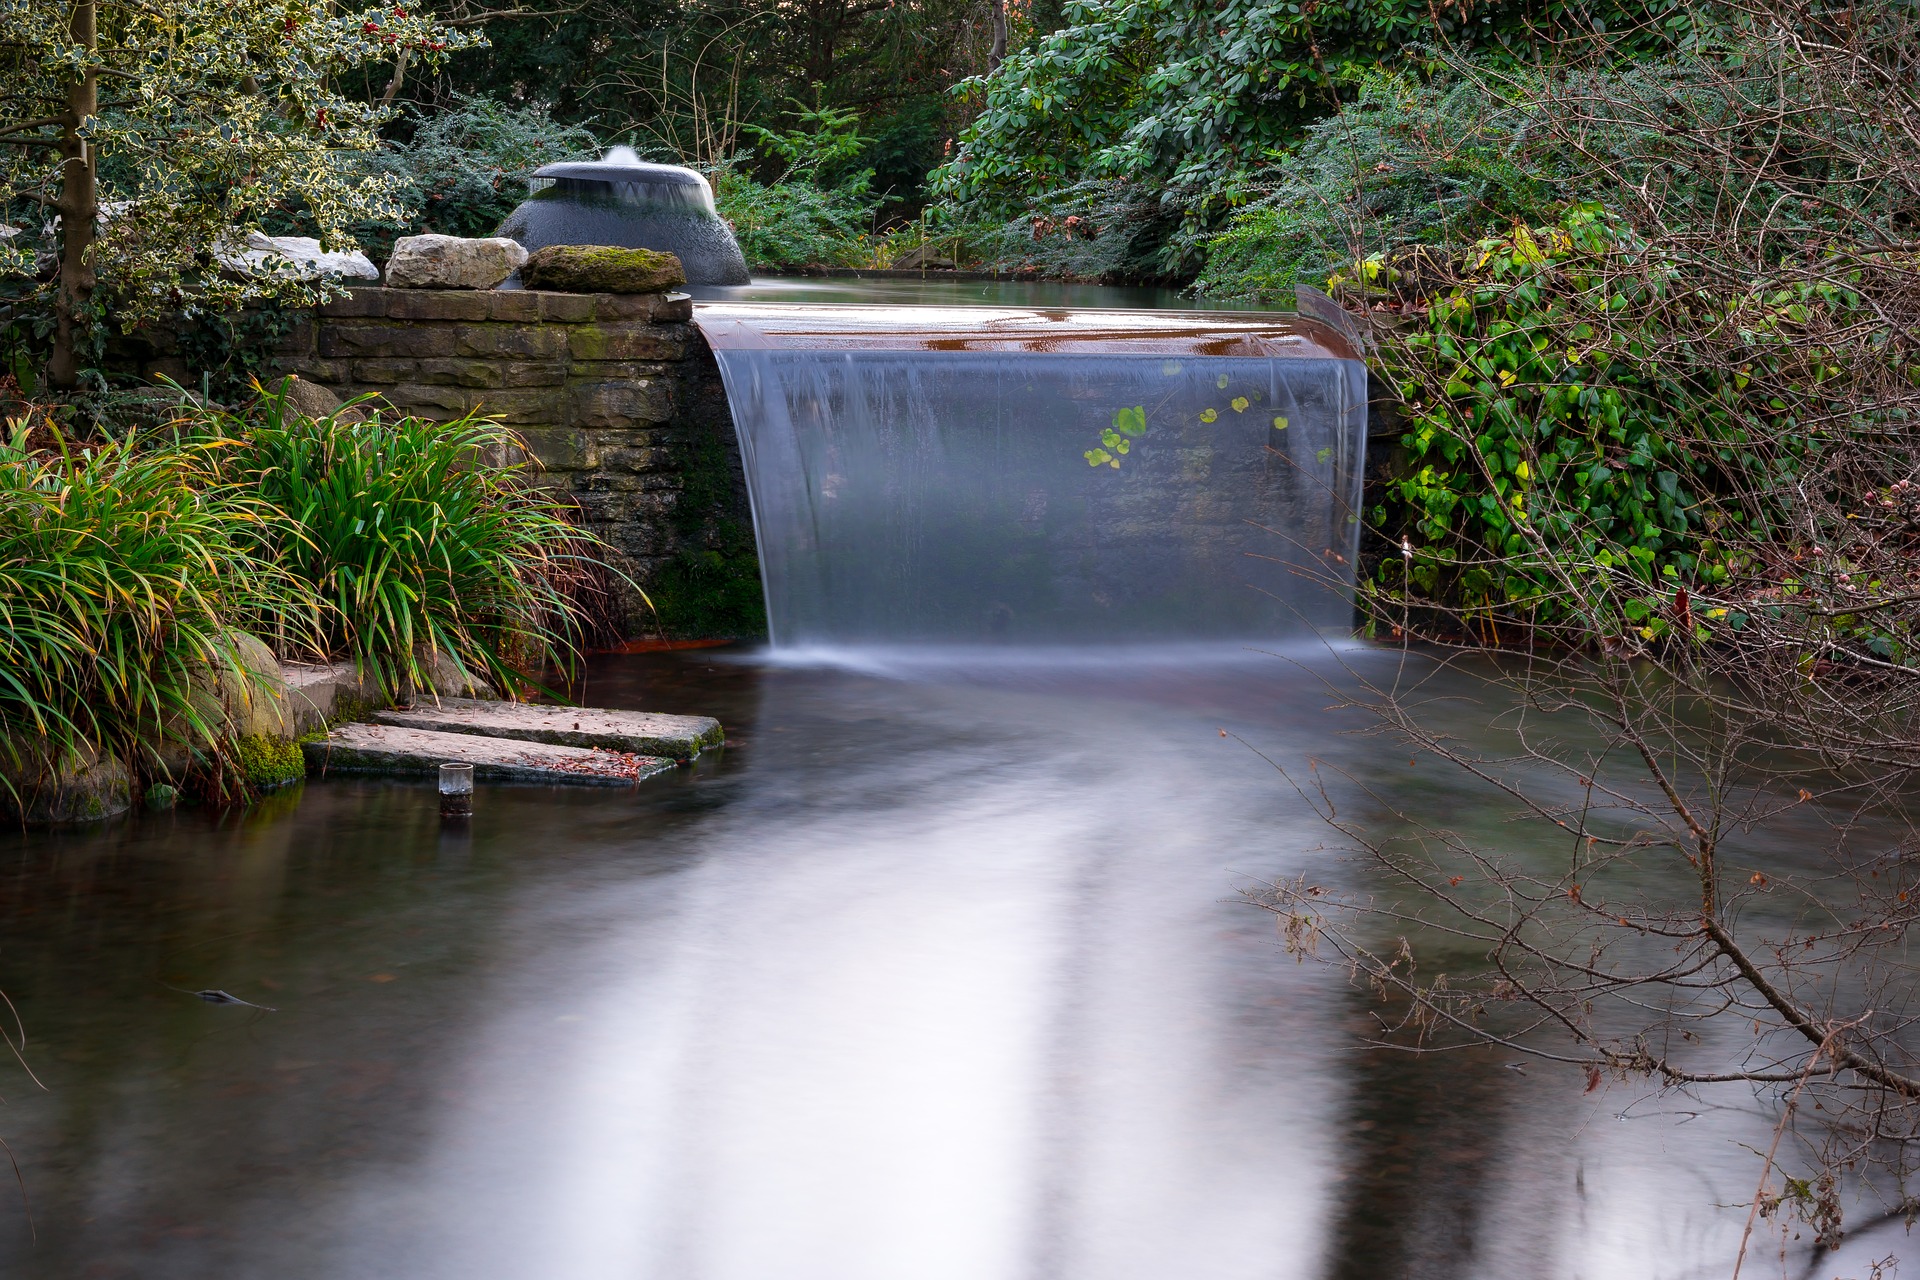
[0,0,482,320]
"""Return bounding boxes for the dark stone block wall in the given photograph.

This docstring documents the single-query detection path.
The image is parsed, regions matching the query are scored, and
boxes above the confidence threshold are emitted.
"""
[269,287,765,641]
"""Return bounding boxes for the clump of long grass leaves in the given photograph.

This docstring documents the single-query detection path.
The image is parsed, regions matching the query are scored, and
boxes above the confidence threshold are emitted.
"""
[201,386,628,702]
[0,417,310,792]
[0,385,627,811]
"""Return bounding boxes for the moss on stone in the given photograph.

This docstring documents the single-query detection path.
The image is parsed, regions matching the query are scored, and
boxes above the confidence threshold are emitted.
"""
[648,421,767,639]
[325,693,379,730]
[521,245,687,294]
[0,747,133,825]
[233,733,306,790]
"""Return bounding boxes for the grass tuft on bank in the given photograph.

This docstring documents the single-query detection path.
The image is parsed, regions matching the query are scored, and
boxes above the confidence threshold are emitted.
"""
[0,420,307,792]
[0,387,628,810]
[199,387,628,703]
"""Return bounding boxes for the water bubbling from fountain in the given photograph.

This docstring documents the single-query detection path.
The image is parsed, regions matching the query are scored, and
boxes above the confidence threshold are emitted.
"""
[496,147,748,282]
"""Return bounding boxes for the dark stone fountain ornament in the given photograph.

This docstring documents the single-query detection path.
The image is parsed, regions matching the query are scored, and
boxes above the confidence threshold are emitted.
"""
[495,146,751,285]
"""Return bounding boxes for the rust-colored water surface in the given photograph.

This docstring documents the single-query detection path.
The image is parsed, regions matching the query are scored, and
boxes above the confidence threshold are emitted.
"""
[693,303,1364,361]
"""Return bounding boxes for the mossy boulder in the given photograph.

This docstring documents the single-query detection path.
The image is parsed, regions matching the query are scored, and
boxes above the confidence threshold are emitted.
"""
[135,631,307,790]
[150,632,297,781]
[232,733,306,790]
[198,632,297,740]
[0,744,132,825]
[521,245,686,294]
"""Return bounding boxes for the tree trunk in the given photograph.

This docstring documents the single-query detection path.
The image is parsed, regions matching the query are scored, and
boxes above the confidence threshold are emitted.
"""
[49,0,98,392]
[377,49,411,108]
[988,0,1007,71]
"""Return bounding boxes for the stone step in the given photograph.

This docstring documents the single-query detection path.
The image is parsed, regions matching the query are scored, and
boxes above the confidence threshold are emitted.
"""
[370,697,723,761]
[302,723,676,787]
[281,661,378,737]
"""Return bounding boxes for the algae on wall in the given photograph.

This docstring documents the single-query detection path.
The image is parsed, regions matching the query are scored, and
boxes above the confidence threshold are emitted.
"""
[648,414,767,639]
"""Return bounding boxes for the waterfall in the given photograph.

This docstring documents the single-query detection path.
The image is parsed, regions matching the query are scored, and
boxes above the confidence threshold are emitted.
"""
[694,296,1368,647]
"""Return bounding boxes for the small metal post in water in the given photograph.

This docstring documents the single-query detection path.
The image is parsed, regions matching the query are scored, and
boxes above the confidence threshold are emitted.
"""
[439,762,473,819]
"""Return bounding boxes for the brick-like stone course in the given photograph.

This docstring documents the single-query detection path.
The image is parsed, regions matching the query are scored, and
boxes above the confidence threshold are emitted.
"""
[266,286,754,638]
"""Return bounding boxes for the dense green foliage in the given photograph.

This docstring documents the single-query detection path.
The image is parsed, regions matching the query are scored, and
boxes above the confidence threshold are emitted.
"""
[1193,73,1561,299]
[1367,209,1732,623]
[712,102,883,267]
[359,94,601,246]
[418,0,980,212]
[933,0,1675,212]
[0,425,303,783]
[211,390,621,699]
[715,171,878,268]
[1312,16,1920,641]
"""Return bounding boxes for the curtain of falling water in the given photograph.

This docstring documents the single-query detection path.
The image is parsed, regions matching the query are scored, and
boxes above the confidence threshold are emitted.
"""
[706,350,1369,646]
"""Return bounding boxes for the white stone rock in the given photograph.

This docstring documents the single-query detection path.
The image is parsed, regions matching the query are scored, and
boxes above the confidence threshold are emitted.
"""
[384,233,529,289]
[215,231,379,281]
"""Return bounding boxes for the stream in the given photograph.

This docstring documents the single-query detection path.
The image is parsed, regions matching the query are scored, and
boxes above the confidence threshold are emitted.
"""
[0,647,1899,1278]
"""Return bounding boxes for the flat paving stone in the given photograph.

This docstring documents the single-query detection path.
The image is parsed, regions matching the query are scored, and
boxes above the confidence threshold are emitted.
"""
[371,697,724,760]
[302,723,676,786]
[281,661,378,736]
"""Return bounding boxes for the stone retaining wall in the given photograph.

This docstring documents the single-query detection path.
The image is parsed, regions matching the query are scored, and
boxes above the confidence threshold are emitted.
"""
[268,286,761,639]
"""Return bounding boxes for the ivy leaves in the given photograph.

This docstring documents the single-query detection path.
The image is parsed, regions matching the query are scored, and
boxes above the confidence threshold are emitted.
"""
[1080,373,1275,472]
[1085,403,1148,468]
[1373,207,1736,620]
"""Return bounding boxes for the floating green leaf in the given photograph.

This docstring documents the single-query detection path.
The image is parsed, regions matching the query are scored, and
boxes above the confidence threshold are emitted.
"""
[1112,405,1147,436]
[1273,416,1289,430]
[1199,407,1218,423]
[1231,396,1249,413]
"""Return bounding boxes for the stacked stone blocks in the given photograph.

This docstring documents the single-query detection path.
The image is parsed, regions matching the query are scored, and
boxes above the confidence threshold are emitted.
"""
[272,286,745,632]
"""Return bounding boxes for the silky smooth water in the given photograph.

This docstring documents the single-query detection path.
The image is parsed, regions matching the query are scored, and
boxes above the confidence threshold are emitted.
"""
[0,648,1900,1279]
[696,302,1368,646]
[686,276,1269,310]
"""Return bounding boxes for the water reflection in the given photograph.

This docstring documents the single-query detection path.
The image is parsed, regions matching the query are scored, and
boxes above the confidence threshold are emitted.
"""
[0,649,1904,1278]
[684,276,1273,312]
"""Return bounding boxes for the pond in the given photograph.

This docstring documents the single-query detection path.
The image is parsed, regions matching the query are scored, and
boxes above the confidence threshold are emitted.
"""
[686,275,1270,311]
[0,646,1897,1278]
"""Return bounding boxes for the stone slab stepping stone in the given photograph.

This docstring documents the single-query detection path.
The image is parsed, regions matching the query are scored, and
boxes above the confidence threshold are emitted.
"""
[371,697,724,761]
[282,661,378,736]
[302,723,675,786]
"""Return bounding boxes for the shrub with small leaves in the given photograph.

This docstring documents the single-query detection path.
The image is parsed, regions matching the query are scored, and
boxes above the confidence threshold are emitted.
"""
[347,93,601,253]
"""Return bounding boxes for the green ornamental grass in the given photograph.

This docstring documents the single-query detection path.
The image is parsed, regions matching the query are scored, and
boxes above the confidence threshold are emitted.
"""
[0,388,633,806]
[0,424,306,785]
[212,389,628,701]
